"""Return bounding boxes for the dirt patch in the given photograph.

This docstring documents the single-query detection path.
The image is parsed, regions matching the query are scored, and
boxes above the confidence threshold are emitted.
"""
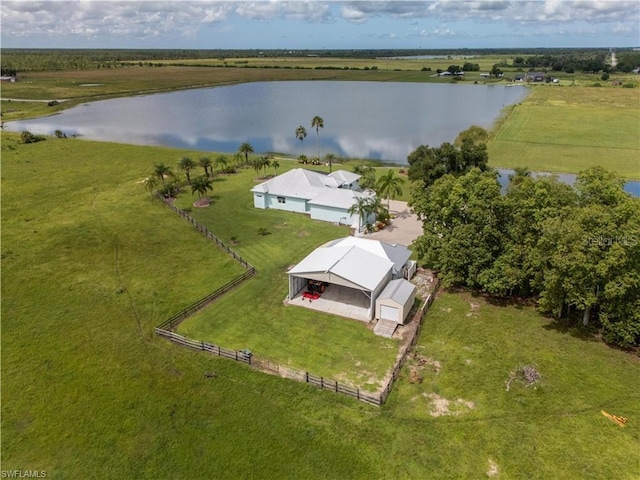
[487,459,499,477]
[408,353,441,373]
[412,268,436,299]
[413,393,475,417]
[296,231,310,237]
[193,198,211,208]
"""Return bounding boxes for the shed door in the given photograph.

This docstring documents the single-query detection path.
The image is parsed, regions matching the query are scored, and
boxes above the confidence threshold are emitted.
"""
[380,305,399,322]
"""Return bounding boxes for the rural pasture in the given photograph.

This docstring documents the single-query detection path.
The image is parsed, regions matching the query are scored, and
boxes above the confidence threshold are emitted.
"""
[2,131,639,478]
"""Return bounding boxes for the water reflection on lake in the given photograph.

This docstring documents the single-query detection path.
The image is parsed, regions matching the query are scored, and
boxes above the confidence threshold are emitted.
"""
[5,81,529,163]
[496,169,640,198]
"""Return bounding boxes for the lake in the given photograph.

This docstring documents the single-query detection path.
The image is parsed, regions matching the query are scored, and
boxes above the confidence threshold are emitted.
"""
[5,81,529,163]
[496,169,640,198]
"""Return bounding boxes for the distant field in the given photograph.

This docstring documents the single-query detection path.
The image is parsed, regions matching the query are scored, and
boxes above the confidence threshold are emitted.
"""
[3,131,639,478]
[488,85,640,179]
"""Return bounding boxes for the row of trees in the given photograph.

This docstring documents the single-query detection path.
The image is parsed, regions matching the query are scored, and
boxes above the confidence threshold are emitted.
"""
[411,166,640,349]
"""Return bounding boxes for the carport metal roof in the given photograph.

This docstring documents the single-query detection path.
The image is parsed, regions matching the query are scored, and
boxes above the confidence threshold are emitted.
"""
[288,245,393,292]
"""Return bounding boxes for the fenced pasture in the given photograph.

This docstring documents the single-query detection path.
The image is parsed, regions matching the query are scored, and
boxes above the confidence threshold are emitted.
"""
[4,131,639,478]
[153,190,440,406]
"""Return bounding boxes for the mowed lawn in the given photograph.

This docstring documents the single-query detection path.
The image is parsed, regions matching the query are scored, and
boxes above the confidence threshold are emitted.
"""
[3,132,639,479]
[173,161,399,390]
[488,86,640,179]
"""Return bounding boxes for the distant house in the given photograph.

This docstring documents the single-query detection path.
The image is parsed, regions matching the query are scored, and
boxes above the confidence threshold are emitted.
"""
[513,73,525,82]
[251,168,375,227]
[439,71,452,76]
[0,76,16,83]
[525,71,546,82]
[480,73,491,78]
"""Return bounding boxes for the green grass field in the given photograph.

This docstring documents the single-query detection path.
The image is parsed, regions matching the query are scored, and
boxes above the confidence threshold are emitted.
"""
[3,131,639,478]
[488,85,640,179]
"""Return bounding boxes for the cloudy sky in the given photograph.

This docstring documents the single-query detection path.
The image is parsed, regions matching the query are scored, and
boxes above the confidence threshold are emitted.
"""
[2,1,639,50]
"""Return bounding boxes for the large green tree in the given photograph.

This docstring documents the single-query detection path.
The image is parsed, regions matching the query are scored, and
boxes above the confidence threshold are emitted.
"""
[412,169,504,288]
[190,175,213,199]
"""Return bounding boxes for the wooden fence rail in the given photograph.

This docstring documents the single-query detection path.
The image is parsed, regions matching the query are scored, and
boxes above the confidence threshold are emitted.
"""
[154,191,441,407]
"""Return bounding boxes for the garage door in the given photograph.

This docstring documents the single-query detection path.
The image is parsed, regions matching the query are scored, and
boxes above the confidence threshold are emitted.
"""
[380,305,399,322]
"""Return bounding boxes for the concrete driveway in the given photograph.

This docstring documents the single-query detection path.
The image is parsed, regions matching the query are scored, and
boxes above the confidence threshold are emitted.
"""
[362,200,423,246]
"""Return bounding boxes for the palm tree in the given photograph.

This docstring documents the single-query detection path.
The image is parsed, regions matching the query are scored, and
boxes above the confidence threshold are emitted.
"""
[178,156,197,184]
[376,169,405,208]
[238,142,254,165]
[348,196,375,233]
[261,157,271,176]
[191,175,213,199]
[142,176,159,197]
[311,115,324,161]
[153,163,173,186]
[214,155,228,174]
[295,125,307,156]
[324,153,337,173]
[232,152,243,169]
[251,158,262,177]
[353,164,376,191]
[272,160,280,176]
[199,156,212,177]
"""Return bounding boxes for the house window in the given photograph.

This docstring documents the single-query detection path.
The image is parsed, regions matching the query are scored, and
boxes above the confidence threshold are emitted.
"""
[277,196,286,204]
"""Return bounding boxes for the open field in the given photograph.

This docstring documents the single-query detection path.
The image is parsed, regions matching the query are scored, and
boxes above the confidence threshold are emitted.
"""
[487,85,640,179]
[2,131,639,478]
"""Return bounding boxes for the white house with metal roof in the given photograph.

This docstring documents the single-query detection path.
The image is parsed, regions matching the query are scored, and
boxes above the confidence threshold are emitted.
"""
[287,237,416,321]
[251,168,374,226]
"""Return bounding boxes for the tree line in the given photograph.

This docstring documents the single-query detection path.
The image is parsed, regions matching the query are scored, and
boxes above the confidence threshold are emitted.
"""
[410,163,640,350]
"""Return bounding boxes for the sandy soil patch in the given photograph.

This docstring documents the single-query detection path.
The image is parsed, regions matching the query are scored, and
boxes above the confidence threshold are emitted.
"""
[412,393,475,417]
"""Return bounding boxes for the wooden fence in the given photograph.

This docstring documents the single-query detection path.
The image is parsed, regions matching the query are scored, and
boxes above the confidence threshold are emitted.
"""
[156,269,255,332]
[159,195,255,271]
[153,193,441,407]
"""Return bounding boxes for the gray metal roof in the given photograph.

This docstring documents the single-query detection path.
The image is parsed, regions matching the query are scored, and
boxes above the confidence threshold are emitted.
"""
[250,168,361,202]
[288,244,393,292]
[377,279,416,305]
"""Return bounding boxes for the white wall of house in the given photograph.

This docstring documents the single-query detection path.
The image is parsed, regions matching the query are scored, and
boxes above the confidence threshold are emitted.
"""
[309,205,356,224]
[253,193,267,209]
[264,194,308,213]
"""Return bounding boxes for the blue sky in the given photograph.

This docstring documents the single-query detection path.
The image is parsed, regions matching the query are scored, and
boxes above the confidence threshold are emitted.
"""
[2,1,639,49]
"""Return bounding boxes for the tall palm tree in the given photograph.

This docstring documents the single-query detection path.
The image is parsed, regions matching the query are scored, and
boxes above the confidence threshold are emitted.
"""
[324,153,337,173]
[311,115,324,161]
[178,156,197,184]
[261,157,271,176]
[190,175,213,199]
[238,142,254,165]
[143,176,159,197]
[232,152,243,169]
[376,169,405,208]
[272,160,280,176]
[153,163,173,186]
[295,125,307,156]
[199,156,212,177]
[348,196,375,233]
[354,164,376,191]
[214,155,228,174]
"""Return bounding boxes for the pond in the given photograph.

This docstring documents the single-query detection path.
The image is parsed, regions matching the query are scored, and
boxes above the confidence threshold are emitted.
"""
[496,169,640,198]
[5,81,529,163]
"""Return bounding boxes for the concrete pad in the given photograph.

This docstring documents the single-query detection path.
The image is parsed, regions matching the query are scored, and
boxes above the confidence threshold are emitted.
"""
[362,200,422,247]
[287,283,371,322]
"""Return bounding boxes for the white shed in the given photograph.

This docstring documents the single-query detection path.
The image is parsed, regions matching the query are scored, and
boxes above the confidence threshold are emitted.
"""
[375,279,416,324]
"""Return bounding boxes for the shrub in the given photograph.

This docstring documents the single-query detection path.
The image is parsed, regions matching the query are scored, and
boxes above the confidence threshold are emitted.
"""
[257,227,271,236]
[20,131,46,144]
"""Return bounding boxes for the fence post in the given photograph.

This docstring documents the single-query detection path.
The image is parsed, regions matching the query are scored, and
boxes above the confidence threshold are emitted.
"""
[357,388,360,400]
[305,372,309,383]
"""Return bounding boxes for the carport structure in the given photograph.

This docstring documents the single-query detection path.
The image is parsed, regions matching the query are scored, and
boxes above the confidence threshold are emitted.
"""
[287,237,412,322]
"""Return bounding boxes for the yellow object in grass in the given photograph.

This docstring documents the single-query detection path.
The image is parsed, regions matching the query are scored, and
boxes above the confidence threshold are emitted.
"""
[601,410,628,427]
